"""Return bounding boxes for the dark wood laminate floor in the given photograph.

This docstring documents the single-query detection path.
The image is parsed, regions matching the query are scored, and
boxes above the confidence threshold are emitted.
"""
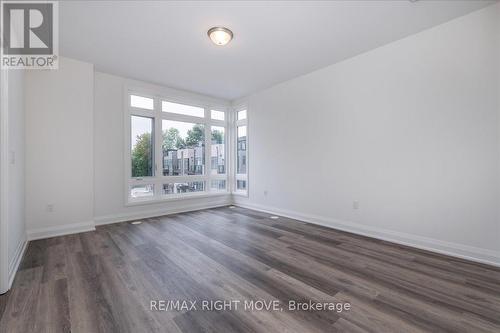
[1,206,500,333]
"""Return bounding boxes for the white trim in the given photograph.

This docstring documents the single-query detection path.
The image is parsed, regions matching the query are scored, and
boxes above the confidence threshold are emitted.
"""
[27,221,96,241]
[95,196,231,226]
[26,197,231,239]
[233,105,249,197]
[125,84,229,205]
[126,191,229,206]
[233,200,500,268]
[227,107,235,193]
[8,236,27,289]
[125,81,230,111]
[0,67,9,294]
[232,191,248,197]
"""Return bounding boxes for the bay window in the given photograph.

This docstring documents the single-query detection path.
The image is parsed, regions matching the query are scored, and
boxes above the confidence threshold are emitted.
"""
[126,90,228,203]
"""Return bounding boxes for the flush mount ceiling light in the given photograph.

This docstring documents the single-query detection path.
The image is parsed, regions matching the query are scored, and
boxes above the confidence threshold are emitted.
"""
[208,27,233,46]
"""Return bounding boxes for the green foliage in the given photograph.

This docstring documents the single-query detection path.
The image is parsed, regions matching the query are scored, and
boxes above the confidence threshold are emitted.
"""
[163,127,185,150]
[185,124,205,147]
[131,132,153,177]
[134,124,212,178]
[211,129,224,144]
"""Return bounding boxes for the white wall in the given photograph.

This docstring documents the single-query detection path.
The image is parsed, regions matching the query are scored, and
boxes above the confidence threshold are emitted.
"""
[93,72,231,224]
[0,68,27,292]
[497,6,500,253]
[25,57,95,238]
[234,4,500,265]
[19,4,500,267]
[8,70,26,279]
[23,61,230,237]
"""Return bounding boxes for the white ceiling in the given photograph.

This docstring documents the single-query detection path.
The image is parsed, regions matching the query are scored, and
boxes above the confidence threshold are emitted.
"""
[60,0,496,100]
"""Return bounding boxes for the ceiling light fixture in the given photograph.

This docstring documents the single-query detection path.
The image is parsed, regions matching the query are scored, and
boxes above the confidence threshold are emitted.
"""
[208,27,233,46]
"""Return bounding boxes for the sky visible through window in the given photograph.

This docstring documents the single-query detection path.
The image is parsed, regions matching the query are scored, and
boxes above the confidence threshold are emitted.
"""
[162,120,198,139]
[162,101,204,117]
[131,116,152,148]
[132,119,203,149]
[238,125,247,138]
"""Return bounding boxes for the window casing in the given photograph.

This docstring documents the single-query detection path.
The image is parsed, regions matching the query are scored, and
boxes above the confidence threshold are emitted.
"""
[126,90,228,204]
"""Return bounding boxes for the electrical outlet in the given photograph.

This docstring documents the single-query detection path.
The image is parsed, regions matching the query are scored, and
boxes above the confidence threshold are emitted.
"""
[353,200,359,210]
[47,204,54,212]
[264,190,268,197]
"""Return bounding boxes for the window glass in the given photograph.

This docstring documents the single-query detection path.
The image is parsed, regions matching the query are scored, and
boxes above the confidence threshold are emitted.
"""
[130,184,154,198]
[211,126,225,175]
[163,182,205,195]
[237,110,247,120]
[128,91,230,202]
[211,110,225,121]
[131,116,154,178]
[210,180,226,191]
[162,120,205,176]
[237,125,247,174]
[162,101,204,118]
[130,95,154,110]
[236,180,246,191]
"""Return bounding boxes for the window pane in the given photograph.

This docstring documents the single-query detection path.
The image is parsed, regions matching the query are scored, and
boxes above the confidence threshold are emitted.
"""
[237,110,247,120]
[211,110,225,121]
[211,126,225,175]
[237,126,247,174]
[162,120,205,176]
[130,184,154,198]
[162,101,204,118]
[163,182,205,195]
[130,95,154,110]
[131,116,154,178]
[210,180,226,191]
[236,180,246,191]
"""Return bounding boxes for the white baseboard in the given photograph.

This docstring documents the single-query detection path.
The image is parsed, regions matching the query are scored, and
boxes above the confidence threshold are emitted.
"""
[27,221,96,241]
[8,236,27,288]
[25,196,231,241]
[233,200,500,268]
[5,198,229,291]
[95,196,231,226]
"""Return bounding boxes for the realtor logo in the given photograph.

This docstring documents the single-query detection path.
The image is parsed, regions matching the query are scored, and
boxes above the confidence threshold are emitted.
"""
[1,1,58,69]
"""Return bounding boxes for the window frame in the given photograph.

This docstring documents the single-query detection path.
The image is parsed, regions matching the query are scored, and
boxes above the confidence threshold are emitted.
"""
[233,106,249,197]
[125,87,229,205]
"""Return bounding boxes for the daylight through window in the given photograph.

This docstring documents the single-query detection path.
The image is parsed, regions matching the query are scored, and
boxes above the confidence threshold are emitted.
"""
[127,93,228,202]
[235,109,248,195]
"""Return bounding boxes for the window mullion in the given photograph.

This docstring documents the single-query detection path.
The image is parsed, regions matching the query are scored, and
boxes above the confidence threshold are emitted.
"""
[205,107,211,191]
[228,109,235,193]
[154,97,163,198]
[127,88,230,202]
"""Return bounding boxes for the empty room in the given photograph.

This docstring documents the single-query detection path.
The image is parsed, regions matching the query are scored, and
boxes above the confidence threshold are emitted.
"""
[1,0,499,332]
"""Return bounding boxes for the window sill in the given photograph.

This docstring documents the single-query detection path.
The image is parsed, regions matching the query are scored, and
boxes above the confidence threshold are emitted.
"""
[232,191,248,198]
[126,191,230,207]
